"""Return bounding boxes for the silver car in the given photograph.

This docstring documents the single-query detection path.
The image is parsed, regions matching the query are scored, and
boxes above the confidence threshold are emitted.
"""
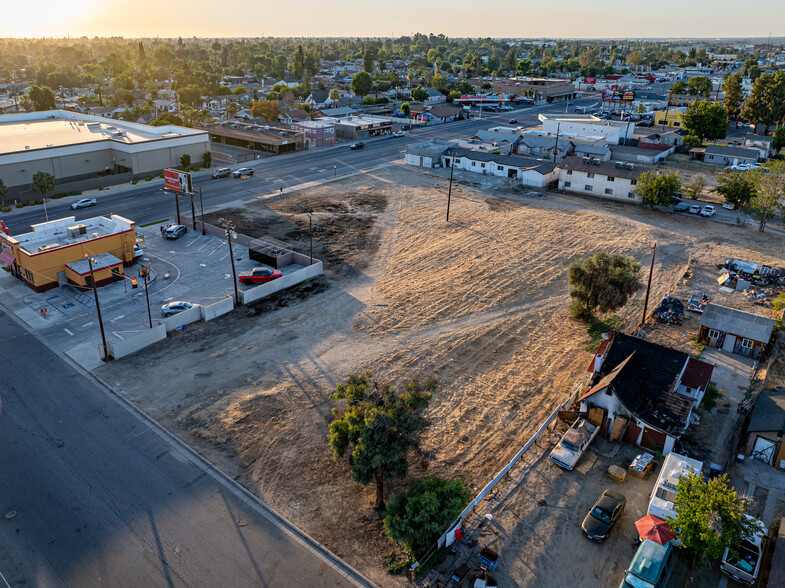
[71,198,97,210]
[160,301,193,317]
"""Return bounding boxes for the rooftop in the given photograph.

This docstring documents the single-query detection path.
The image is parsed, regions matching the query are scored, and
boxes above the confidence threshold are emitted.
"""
[748,389,785,433]
[558,155,649,180]
[539,113,631,128]
[700,303,776,343]
[704,144,759,158]
[8,215,135,255]
[66,253,123,276]
[446,147,557,174]
[0,110,204,156]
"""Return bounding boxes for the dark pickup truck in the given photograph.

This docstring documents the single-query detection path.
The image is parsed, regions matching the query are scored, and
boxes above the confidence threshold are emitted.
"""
[238,266,282,285]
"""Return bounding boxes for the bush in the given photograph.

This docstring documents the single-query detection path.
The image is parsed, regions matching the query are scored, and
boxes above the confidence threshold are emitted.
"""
[15,202,24,208]
[69,191,82,196]
[0,206,11,212]
[145,175,154,181]
[51,192,67,199]
[159,173,164,179]
[98,186,105,191]
[28,200,36,206]
[131,178,138,185]
[192,166,200,171]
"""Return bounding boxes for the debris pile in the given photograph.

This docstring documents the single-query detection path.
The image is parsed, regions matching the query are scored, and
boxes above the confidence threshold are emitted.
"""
[651,295,684,324]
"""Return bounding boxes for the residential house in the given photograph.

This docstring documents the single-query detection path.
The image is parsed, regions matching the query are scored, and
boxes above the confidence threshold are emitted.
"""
[405,139,453,168]
[744,389,785,467]
[557,156,647,203]
[427,103,464,123]
[425,89,446,103]
[305,91,333,109]
[744,134,777,160]
[698,304,776,359]
[611,144,675,164]
[471,130,521,155]
[579,332,713,455]
[278,108,309,124]
[153,99,179,115]
[573,144,612,161]
[633,127,684,147]
[315,106,359,119]
[703,145,759,167]
[441,148,558,188]
[516,134,573,161]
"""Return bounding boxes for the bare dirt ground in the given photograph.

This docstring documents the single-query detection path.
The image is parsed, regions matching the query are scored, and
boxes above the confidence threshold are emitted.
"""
[96,164,785,586]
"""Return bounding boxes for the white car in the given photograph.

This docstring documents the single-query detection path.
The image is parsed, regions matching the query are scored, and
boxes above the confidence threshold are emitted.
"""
[728,164,750,172]
[722,201,736,210]
[392,131,406,137]
[133,244,144,258]
[71,198,97,210]
[700,205,716,217]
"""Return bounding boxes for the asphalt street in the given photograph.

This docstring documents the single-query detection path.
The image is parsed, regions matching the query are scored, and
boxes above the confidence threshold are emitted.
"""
[1,99,599,234]
[0,312,372,587]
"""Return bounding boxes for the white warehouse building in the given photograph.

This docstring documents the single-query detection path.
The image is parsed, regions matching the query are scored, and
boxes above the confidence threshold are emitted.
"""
[539,113,635,145]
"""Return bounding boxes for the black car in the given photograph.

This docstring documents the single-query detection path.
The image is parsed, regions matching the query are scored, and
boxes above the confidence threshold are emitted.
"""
[350,141,365,150]
[163,224,188,240]
[211,167,231,179]
[581,489,626,542]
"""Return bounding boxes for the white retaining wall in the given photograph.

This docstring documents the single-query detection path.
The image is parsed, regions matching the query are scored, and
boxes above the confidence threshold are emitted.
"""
[200,296,234,321]
[239,261,323,305]
[107,324,167,359]
[160,304,203,332]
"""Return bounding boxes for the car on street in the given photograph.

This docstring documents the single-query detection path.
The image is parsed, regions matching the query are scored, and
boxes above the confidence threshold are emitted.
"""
[749,162,763,170]
[688,204,701,214]
[163,224,187,239]
[508,119,518,124]
[238,266,283,285]
[160,301,193,318]
[71,198,97,210]
[392,131,406,137]
[726,164,750,172]
[350,141,365,150]
[674,202,691,212]
[722,201,736,210]
[133,244,144,258]
[636,119,653,127]
[700,205,716,217]
[211,167,232,179]
[581,489,626,542]
[232,167,254,177]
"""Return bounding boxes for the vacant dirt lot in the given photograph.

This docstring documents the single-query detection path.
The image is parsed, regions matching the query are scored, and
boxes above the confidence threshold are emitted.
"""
[97,164,785,585]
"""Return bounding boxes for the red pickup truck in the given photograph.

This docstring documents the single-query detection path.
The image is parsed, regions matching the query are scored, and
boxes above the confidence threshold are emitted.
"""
[239,267,282,285]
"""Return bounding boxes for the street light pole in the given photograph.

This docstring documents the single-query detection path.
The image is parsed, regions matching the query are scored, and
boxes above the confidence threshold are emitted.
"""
[307,210,313,265]
[139,265,152,328]
[87,256,109,361]
[199,187,206,235]
[189,191,196,231]
[174,191,181,225]
[222,219,240,304]
[446,157,455,222]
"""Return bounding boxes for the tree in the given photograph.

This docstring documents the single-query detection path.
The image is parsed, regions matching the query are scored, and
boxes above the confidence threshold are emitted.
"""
[567,252,642,320]
[328,372,437,509]
[0,178,7,208]
[746,161,785,232]
[681,101,727,142]
[291,45,305,79]
[26,84,56,111]
[177,84,203,108]
[351,72,373,97]
[31,171,55,213]
[626,50,644,70]
[203,151,212,168]
[684,174,705,200]
[179,154,191,170]
[687,76,713,97]
[668,473,760,559]
[636,170,681,209]
[384,477,471,559]
[150,113,184,127]
[516,59,532,76]
[250,99,280,122]
[400,102,411,117]
[722,73,743,127]
[682,135,703,150]
[411,86,428,102]
[743,72,785,134]
[446,90,461,103]
[774,127,785,151]
[328,89,341,104]
[670,81,687,95]
[742,57,762,82]
[715,173,756,209]
[362,49,376,74]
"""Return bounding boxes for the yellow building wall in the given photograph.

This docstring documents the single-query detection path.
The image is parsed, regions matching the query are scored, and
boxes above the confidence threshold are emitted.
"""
[65,263,123,287]
[654,110,684,127]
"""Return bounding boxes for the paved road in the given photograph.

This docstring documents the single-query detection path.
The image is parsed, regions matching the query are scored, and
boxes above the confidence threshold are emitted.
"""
[1,99,598,234]
[0,312,372,587]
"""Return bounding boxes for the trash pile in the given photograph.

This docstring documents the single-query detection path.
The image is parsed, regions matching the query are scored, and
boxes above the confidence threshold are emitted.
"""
[651,295,684,324]
[687,292,709,313]
[716,258,785,303]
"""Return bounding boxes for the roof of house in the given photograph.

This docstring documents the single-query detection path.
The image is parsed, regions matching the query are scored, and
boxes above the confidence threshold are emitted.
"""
[747,389,785,433]
[308,90,330,104]
[680,357,715,390]
[429,103,463,118]
[699,304,776,343]
[584,333,694,434]
[745,133,774,143]
[317,106,358,117]
[557,155,649,180]
[573,144,611,156]
[406,139,454,157]
[426,88,443,97]
[473,130,519,144]
[704,144,759,158]
[446,147,557,174]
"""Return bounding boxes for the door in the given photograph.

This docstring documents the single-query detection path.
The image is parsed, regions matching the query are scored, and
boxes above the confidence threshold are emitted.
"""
[640,427,667,453]
[624,421,642,445]
[722,334,736,353]
[751,436,776,465]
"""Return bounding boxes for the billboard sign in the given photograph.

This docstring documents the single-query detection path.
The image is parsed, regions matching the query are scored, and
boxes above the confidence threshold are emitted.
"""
[583,77,596,85]
[602,89,636,102]
[164,168,192,193]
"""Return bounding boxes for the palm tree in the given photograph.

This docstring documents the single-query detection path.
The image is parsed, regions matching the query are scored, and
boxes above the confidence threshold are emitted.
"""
[328,88,340,107]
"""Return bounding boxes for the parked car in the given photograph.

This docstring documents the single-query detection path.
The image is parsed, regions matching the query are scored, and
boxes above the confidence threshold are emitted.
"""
[688,205,701,214]
[674,202,691,212]
[721,516,766,586]
[581,489,626,542]
[727,164,750,172]
[163,224,187,239]
[350,141,365,150]
[621,540,675,588]
[160,301,193,317]
[71,198,97,210]
[700,205,716,217]
[133,244,144,258]
[238,266,282,285]
[549,417,599,470]
[211,167,232,179]
[637,119,653,127]
[392,131,406,137]
[508,119,518,124]
[748,162,763,170]
[232,167,254,177]
[722,201,736,210]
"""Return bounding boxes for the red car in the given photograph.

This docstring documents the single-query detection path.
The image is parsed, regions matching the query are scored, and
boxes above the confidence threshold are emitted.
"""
[239,267,282,285]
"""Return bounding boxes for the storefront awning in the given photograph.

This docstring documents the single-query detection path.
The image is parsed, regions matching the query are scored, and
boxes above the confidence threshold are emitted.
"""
[0,250,15,267]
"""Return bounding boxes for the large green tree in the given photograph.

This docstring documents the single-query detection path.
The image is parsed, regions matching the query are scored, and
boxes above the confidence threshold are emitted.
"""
[567,252,642,320]
[746,161,785,232]
[384,477,471,559]
[681,101,728,142]
[636,170,681,209]
[668,473,760,559]
[351,71,373,97]
[743,71,785,134]
[670,81,687,95]
[411,86,428,102]
[722,73,743,127]
[715,173,756,209]
[0,178,8,208]
[687,76,713,97]
[328,373,437,509]
[26,84,56,111]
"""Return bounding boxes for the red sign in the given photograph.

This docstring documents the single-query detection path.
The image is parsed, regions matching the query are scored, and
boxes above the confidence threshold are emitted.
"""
[164,168,192,193]
[584,77,596,84]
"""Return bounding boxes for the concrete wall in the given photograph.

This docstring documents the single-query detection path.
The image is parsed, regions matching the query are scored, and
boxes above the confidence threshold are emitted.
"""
[200,296,234,321]
[240,261,323,305]
[107,323,167,359]
[160,304,202,332]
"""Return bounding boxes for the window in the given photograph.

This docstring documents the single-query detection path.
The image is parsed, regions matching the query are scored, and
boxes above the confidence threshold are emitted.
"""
[607,176,615,182]
[481,163,486,168]
[454,159,461,165]
[566,169,573,175]
[742,338,754,349]
[587,172,595,178]
[564,181,571,187]
[472,161,476,167]
[605,188,613,195]
[631,179,637,185]
[584,184,593,191]
[628,192,635,198]
[708,329,720,339]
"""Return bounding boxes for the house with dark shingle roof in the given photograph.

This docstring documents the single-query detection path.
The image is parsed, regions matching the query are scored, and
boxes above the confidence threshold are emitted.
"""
[703,144,759,167]
[744,389,785,466]
[441,148,558,188]
[698,304,776,359]
[579,332,713,455]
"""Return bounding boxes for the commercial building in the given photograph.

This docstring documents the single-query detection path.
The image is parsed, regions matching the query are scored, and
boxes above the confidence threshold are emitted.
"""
[201,122,305,155]
[495,77,577,103]
[538,113,635,145]
[0,214,139,292]
[333,116,392,140]
[289,120,337,148]
[557,156,647,203]
[0,110,209,196]
[653,108,686,127]
[405,139,454,168]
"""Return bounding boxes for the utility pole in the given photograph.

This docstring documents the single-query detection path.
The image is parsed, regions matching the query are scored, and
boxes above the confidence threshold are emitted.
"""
[138,265,152,328]
[199,187,206,235]
[641,243,656,326]
[87,256,109,361]
[307,210,313,265]
[553,123,560,163]
[221,219,240,304]
[446,157,455,222]
[174,191,181,225]
[189,191,196,231]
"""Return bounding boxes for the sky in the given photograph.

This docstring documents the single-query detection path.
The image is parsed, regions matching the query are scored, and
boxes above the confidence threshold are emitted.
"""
[2,0,784,39]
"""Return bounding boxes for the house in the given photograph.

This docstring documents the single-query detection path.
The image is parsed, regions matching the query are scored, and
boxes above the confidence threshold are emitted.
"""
[573,144,612,161]
[703,145,759,167]
[278,108,309,124]
[698,304,776,359]
[579,332,713,455]
[516,134,573,161]
[405,139,453,168]
[744,389,785,467]
[611,144,675,164]
[315,106,359,119]
[441,148,558,188]
[471,130,521,155]
[633,127,684,147]
[744,134,777,159]
[305,90,333,109]
[153,99,179,114]
[557,156,648,203]
[425,89,446,103]
[428,103,464,122]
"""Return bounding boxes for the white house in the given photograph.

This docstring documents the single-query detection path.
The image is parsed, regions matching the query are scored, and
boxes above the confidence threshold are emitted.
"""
[743,134,777,160]
[405,139,453,168]
[557,156,647,203]
[703,145,759,167]
[539,113,635,145]
[442,148,558,188]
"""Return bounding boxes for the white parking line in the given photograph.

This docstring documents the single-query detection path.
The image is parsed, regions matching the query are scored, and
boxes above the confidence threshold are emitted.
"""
[64,328,74,336]
[195,240,213,252]
[185,235,201,247]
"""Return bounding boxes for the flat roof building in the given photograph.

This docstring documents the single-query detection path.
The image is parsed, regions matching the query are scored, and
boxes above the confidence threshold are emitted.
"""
[201,122,305,155]
[332,116,393,140]
[0,110,209,196]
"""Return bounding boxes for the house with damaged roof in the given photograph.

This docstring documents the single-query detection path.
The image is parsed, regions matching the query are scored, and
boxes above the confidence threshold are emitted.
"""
[579,332,714,455]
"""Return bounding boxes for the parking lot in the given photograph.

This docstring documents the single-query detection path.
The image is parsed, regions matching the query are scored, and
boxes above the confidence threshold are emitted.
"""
[0,222,300,369]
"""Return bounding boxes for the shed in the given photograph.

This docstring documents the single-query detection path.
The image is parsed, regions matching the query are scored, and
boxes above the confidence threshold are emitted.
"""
[698,304,776,358]
[744,390,785,467]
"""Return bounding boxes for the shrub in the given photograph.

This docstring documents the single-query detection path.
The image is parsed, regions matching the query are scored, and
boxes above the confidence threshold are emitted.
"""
[0,205,11,212]
[159,173,164,179]
[15,202,24,208]
[131,178,138,185]
[98,186,105,191]
[51,192,67,199]
[145,175,154,181]
[192,166,200,171]
[69,191,82,196]
[28,200,37,206]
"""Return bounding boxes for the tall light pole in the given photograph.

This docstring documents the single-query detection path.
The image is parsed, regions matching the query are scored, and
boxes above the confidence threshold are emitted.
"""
[87,255,109,361]
[306,209,313,265]
[446,157,455,222]
[221,218,240,303]
[199,187,206,235]
[138,265,152,328]
[189,190,196,231]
